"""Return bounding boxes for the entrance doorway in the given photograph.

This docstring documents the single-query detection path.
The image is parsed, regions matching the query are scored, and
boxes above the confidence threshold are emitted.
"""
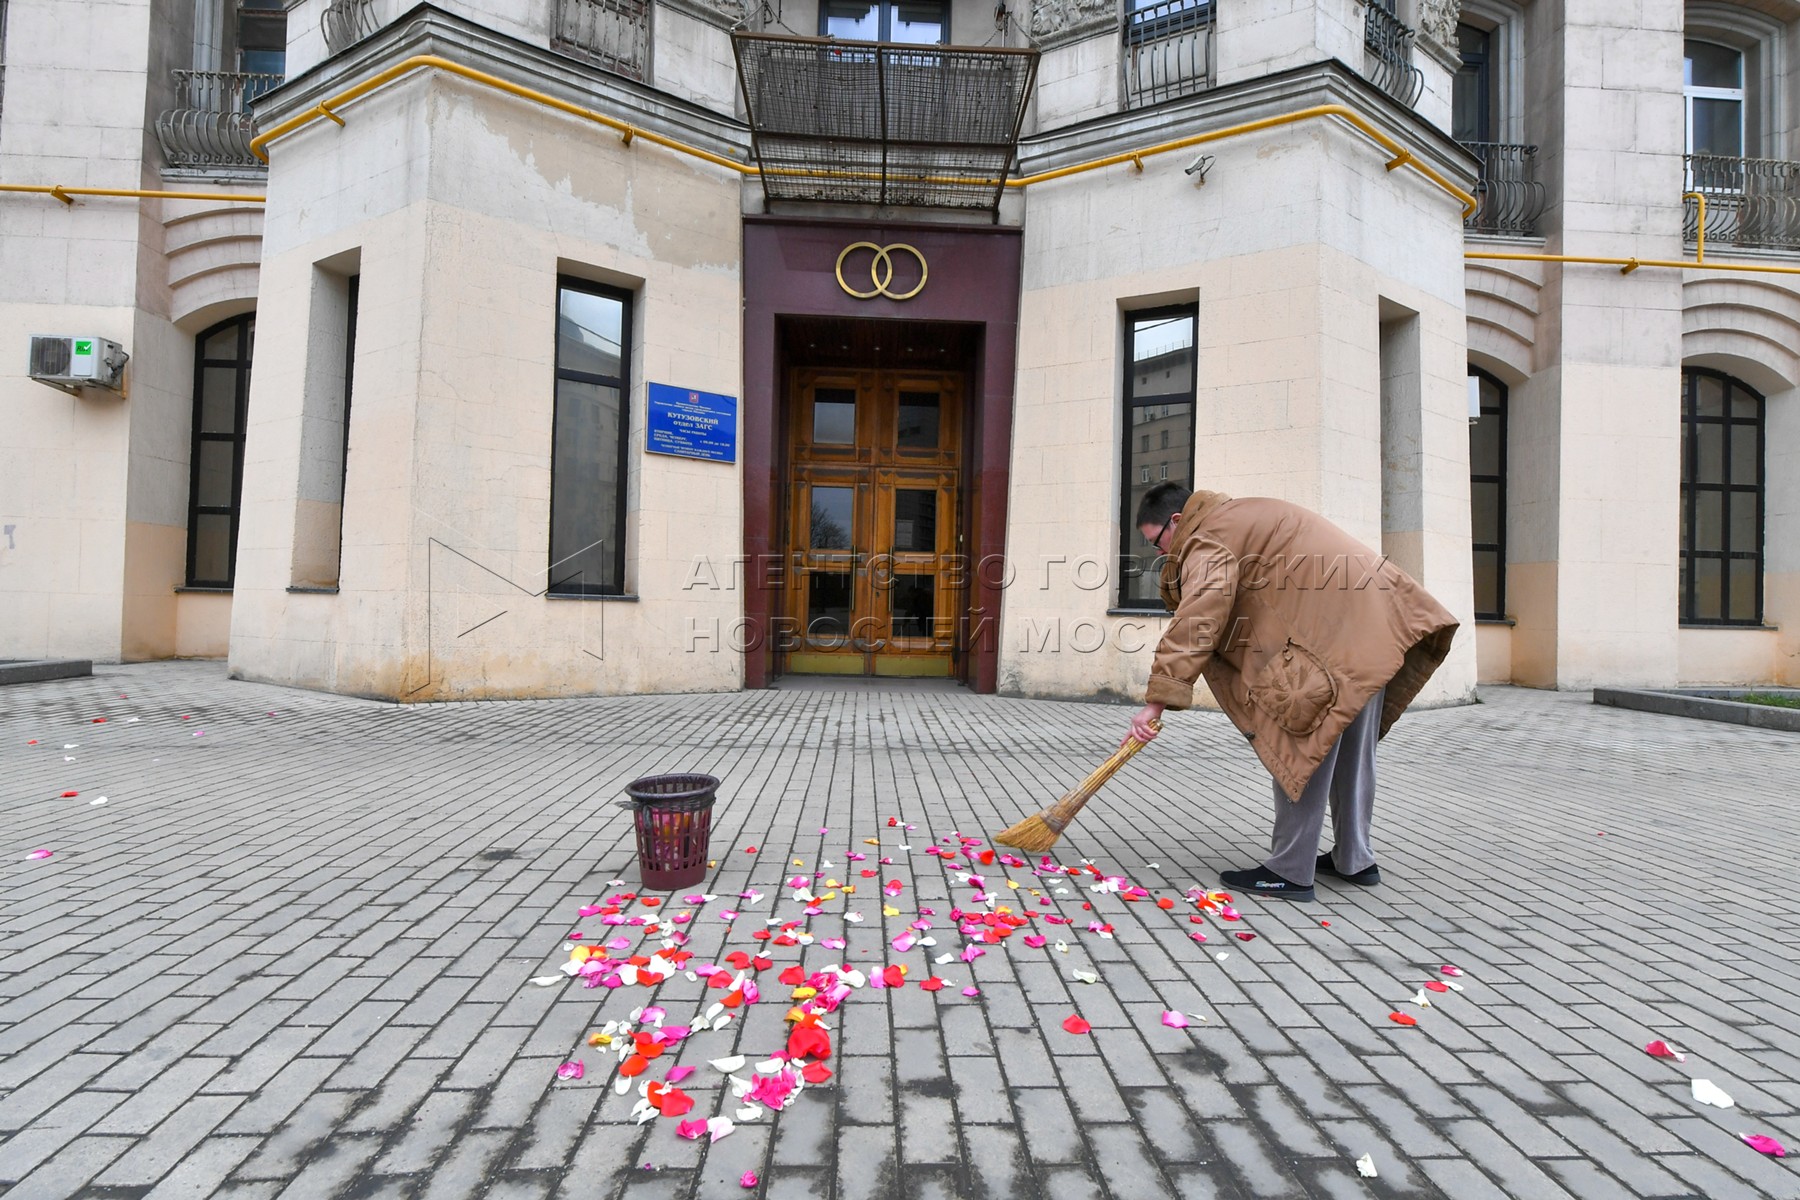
[778,319,977,679]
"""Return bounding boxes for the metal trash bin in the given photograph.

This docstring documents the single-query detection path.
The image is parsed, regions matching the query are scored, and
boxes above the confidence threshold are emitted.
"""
[617,773,719,891]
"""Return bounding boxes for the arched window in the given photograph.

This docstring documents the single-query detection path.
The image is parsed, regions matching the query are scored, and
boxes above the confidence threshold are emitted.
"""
[1468,367,1507,620]
[1681,367,1764,624]
[188,314,254,588]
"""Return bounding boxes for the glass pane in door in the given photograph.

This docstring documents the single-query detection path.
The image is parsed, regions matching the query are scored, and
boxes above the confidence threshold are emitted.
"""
[897,392,940,448]
[813,388,857,444]
[807,573,853,639]
[890,575,935,638]
[811,487,855,549]
[893,489,936,552]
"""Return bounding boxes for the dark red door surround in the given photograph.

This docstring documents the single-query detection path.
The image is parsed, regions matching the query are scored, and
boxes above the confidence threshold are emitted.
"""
[741,217,1023,692]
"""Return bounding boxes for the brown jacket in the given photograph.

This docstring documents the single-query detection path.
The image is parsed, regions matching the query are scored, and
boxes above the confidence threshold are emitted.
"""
[1146,490,1459,801]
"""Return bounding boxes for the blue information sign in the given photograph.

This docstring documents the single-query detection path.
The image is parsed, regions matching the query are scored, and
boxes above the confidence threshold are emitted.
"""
[646,383,737,463]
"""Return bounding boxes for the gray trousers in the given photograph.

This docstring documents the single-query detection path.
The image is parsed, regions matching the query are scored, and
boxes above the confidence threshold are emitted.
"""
[1263,686,1384,886]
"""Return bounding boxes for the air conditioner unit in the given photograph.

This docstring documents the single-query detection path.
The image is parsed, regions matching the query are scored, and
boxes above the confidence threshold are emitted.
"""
[28,336,129,393]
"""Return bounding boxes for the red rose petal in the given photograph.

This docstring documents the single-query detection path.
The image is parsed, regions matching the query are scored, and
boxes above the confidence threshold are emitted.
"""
[1062,1015,1092,1035]
[1387,1012,1418,1027]
[801,1061,833,1084]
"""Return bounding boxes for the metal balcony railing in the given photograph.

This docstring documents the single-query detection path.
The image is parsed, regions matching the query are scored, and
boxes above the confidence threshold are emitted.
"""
[155,70,284,169]
[1685,154,1800,253]
[552,0,650,82]
[1462,142,1544,236]
[322,0,384,54]
[1363,1,1421,108]
[1123,0,1215,110]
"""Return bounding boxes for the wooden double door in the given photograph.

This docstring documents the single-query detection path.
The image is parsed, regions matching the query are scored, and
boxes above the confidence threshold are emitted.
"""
[784,368,965,677]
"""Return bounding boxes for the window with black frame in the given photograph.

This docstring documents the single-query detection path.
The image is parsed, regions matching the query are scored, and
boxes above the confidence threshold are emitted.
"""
[550,279,632,597]
[187,314,255,588]
[1681,367,1764,624]
[1467,368,1506,620]
[1453,23,1493,144]
[1118,309,1197,609]
[821,0,948,43]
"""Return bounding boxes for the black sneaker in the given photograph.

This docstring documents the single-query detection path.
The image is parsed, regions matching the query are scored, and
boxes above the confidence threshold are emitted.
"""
[1218,866,1315,902]
[1316,851,1381,886]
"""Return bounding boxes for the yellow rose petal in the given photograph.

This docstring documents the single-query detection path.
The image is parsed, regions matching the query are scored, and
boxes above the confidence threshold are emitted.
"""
[882,905,901,917]
[792,987,817,1000]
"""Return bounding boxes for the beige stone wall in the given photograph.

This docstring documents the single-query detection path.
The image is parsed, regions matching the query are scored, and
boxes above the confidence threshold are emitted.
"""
[1003,105,1479,707]
[228,70,745,699]
[1474,621,1511,684]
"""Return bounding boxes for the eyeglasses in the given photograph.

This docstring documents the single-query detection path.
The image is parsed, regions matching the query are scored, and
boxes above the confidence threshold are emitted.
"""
[1143,516,1172,550]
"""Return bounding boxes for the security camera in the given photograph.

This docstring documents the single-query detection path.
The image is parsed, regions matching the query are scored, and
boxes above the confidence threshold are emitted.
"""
[1183,154,1213,182]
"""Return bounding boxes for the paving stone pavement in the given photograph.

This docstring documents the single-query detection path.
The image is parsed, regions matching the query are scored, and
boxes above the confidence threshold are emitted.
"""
[3,662,1799,1200]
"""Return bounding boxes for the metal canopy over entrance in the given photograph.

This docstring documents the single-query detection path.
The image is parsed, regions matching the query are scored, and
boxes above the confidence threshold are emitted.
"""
[732,33,1038,211]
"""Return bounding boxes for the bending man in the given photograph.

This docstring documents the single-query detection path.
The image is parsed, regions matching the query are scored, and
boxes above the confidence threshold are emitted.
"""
[1127,483,1459,902]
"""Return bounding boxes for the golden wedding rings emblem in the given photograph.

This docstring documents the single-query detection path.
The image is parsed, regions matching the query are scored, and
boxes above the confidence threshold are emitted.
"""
[835,242,928,301]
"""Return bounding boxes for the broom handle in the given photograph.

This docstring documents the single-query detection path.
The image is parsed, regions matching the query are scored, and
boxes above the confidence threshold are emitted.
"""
[1067,718,1162,804]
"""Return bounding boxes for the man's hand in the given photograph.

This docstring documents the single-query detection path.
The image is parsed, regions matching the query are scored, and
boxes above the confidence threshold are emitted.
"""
[1124,703,1165,746]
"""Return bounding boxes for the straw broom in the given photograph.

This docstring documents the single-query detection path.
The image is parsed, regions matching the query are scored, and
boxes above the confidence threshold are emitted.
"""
[994,719,1161,854]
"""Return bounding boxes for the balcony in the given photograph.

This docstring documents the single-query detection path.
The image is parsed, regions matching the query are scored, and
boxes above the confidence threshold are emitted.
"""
[1362,1,1421,108]
[155,70,284,169]
[552,0,650,82]
[1686,154,1800,253]
[1462,142,1544,237]
[732,34,1038,210]
[1123,0,1215,110]
[322,0,384,54]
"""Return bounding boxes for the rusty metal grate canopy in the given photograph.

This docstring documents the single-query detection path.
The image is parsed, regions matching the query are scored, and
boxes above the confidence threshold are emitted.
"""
[733,33,1038,211]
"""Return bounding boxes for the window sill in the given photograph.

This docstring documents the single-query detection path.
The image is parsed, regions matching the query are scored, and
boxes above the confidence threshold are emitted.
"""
[1475,616,1515,626]
[1679,622,1779,631]
[287,585,339,595]
[175,585,233,594]
[1107,606,1170,617]
[547,592,640,602]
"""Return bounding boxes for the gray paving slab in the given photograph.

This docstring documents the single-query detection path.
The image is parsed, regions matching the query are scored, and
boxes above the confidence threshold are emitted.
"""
[2,663,1799,1198]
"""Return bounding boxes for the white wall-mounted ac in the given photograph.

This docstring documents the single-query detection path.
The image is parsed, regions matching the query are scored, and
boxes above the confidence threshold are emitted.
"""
[28,336,129,394]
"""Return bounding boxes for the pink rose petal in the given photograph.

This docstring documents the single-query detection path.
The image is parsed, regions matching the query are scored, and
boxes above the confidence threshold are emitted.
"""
[1645,1040,1687,1063]
[666,1065,697,1083]
[1023,935,1047,948]
[25,849,53,860]
[1162,1011,1190,1029]
[556,1060,583,1080]
[1742,1134,1787,1157]
[740,1171,760,1189]
[677,1118,707,1140]
[961,986,980,997]
[1439,964,1464,977]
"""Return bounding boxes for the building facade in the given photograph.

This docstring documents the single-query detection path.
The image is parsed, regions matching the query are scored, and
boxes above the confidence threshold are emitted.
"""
[0,0,1795,701]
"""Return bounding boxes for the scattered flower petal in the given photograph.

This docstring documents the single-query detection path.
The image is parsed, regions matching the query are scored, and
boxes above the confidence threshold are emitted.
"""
[708,1116,736,1142]
[25,849,53,861]
[1742,1134,1786,1157]
[1355,1153,1378,1178]
[677,1118,707,1140]
[1692,1079,1734,1109]
[1062,1014,1092,1034]
[1439,965,1464,977]
[557,1060,584,1080]
[1161,1011,1189,1029]
[1071,970,1099,985]
[1387,1012,1418,1027]
[1645,1040,1687,1063]
[740,1171,760,1189]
